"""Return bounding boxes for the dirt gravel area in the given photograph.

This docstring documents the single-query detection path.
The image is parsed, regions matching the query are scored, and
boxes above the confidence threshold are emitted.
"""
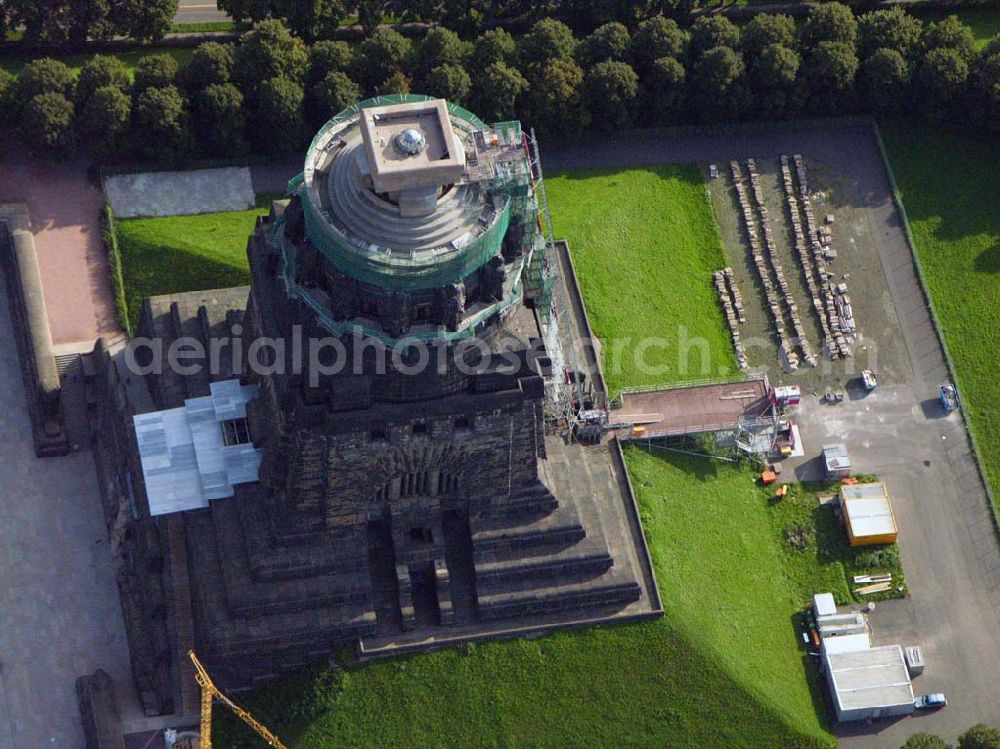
[0,155,120,347]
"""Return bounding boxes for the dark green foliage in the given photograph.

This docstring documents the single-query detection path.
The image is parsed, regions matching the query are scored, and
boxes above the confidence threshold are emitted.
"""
[690,16,741,58]
[6,0,174,45]
[916,46,969,117]
[0,69,15,126]
[858,7,922,60]
[585,60,638,132]
[184,42,235,93]
[276,0,348,42]
[16,58,74,101]
[629,15,687,74]
[471,28,517,73]
[133,85,189,162]
[117,0,177,43]
[193,82,246,156]
[471,62,528,123]
[519,18,576,68]
[577,22,630,68]
[134,54,180,92]
[642,55,685,121]
[21,92,74,152]
[413,27,469,81]
[75,55,130,108]
[959,724,1000,749]
[307,70,360,126]
[377,70,411,95]
[802,2,859,47]
[234,20,309,95]
[691,45,746,120]
[900,733,951,749]
[922,15,977,63]
[860,47,909,112]
[750,43,801,117]
[251,76,304,152]
[217,0,270,24]
[423,64,471,105]
[803,40,858,113]
[77,85,131,156]
[971,52,1000,132]
[742,13,797,58]
[352,28,412,94]
[526,57,587,139]
[307,40,353,85]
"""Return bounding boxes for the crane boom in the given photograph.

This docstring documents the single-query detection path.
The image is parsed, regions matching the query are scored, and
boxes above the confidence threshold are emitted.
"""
[188,650,289,749]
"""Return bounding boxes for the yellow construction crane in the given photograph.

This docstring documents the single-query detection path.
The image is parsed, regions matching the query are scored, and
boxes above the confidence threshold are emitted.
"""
[188,649,289,749]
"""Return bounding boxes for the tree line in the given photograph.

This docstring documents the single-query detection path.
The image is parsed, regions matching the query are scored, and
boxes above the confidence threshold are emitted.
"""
[1,5,999,162]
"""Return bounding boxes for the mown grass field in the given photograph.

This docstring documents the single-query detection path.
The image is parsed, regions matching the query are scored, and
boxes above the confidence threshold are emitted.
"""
[545,165,737,396]
[202,167,832,748]
[113,198,271,324]
[881,122,1000,497]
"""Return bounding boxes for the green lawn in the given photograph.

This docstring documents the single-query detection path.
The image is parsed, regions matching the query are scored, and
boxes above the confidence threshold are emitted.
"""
[0,46,195,76]
[546,165,736,396]
[114,198,270,324]
[881,121,1000,498]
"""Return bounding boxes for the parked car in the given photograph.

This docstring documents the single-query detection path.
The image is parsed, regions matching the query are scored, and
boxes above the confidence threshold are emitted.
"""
[914,693,947,710]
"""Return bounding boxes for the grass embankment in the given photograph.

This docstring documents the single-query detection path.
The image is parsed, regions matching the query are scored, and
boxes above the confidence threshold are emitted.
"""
[881,122,1000,498]
[545,165,737,396]
[212,167,832,748]
[113,196,275,324]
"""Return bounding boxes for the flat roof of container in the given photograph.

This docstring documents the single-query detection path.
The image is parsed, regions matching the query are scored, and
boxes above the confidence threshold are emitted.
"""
[826,645,913,710]
[841,482,898,539]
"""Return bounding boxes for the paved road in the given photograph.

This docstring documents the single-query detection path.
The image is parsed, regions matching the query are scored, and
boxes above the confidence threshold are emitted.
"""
[540,122,1000,747]
[0,279,138,747]
[175,0,228,25]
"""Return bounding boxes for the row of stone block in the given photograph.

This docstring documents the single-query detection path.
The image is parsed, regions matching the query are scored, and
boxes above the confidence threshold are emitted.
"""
[731,160,800,371]
[713,269,749,370]
[746,160,816,367]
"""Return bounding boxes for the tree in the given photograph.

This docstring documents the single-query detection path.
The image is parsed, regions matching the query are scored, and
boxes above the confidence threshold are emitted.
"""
[133,85,190,162]
[858,8,922,60]
[21,92,74,152]
[690,16,741,58]
[629,15,687,74]
[252,76,304,152]
[356,0,382,36]
[526,57,588,139]
[958,724,1000,749]
[134,54,180,92]
[982,34,1000,60]
[922,15,977,63]
[117,0,177,42]
[691,45,747,120]
[802,2,858,47]
[577,22,630,68]
[217,0,270,25]
[859,47,909,112]
[519,18,576,69]
[184,42,235,93]
[0,69,15,126]
[900,733,951,749]
[971,52,1000,132]
[16,58,74,102]
[749,43,801,116]
[352,28,412,94]
[77,85,131,156]
[234,20,309,96]
[192,83,246,156]
[916,46,969,117]
[803,40,858,113]
[307,70,361,126]
[75,55,130,109]
[642,55,685,122]
[585,60,638,132]
[307,40,353,85]
[471,28,517,73]
[423,64,472,104]
[413,27,469,81]
[377,70,411,95]
[275,0,348,42]
[471,62,528,123]
[742,13,796,58]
